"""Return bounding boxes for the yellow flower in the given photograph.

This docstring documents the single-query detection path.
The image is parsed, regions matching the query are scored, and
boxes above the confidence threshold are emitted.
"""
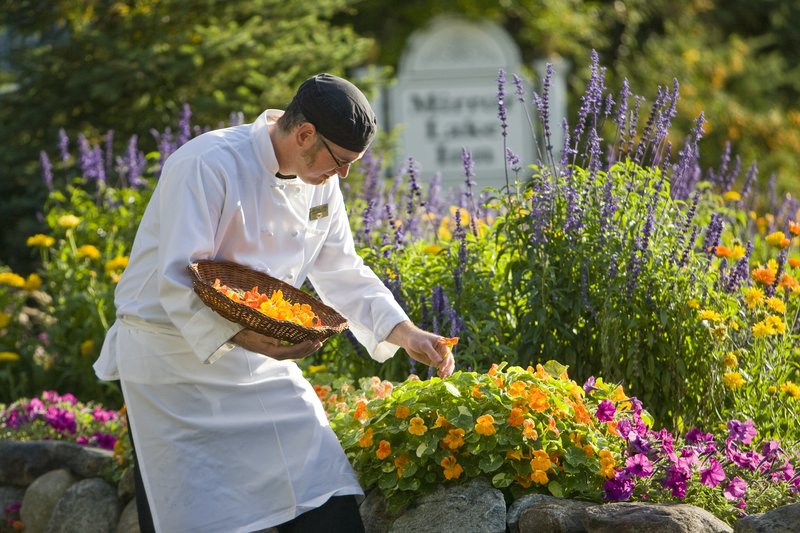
[408,416,428,436]
[442,428,465,450]
[766,315,786,334]
[768,386,777,394]
[76,245,101,260]
[358,428,373,448]
[105,256,129,273]
[743,287,764,308]
[475,414,496,436]
[0,312,10,329]
[440,455,464,480]
[80,339,95,358]
[687,299,700,309]
[0,272,26,288]
[766,297,786,314]
[752,320,773,338]
[531,469,549,485]
[307,364,327,373]
[23,273,42,292]
[723,191,741,201]
[449,206,470,226]
[0,351,21,362]
[598,450,617,479]
[394,405,410,419]
[423,244,444,255]
[376,440,391,460]
[722,352,738,369]
[780,381,800,399]
[26,234,55,248]
[730,245,746,260]
[765,231,790,248]
[57,214,82,229]
[723,372,745,390]
[437,224,452,241]
[530,450,552,472]
[697,309,722,322]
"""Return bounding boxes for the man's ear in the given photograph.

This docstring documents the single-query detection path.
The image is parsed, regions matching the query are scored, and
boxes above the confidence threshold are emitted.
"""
[295,122,316,148]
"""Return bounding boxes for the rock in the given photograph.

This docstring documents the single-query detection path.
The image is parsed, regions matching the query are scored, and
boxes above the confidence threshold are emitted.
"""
[20,469,77,533]
[360,488,404,533]
[508,494,560,533]
[0,441,113,487]
[515,495,596,533]
[582,502,733,533]
[116,498,140,533]
[45,478,121,533]
[117,467,136,502]
[389,478,506,533]
[733,502,800,533]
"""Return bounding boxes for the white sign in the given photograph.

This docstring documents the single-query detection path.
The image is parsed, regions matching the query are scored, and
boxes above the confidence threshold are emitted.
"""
[388,16,534,190]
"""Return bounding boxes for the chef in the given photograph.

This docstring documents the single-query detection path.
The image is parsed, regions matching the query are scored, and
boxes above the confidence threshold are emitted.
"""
[94,73,456,533]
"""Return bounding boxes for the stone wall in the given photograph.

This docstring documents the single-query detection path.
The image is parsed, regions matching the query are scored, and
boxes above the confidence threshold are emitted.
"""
[2,441,798,533]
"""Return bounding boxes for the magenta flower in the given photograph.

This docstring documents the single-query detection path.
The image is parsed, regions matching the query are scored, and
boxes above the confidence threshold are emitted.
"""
[596,399,616,422]
[685,427,713,445]
[723,477,747,500]
[603,472,635,501]
[700,458,726,488]
[582,376,596,393]
[625,454,654,478]
[727,419,756,445]
[761,440,782,461]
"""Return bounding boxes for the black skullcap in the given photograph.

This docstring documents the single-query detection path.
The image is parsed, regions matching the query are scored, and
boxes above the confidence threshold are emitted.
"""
[293,73,377,152]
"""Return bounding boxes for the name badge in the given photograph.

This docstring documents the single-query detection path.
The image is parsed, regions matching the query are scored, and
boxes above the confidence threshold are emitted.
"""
[309,204,329,220]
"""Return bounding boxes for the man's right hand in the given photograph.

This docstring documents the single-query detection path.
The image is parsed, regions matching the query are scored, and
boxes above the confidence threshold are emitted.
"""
[230,329,323,360]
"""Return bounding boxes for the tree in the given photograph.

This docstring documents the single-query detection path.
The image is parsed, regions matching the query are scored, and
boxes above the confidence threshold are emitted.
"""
[0,0,373,271]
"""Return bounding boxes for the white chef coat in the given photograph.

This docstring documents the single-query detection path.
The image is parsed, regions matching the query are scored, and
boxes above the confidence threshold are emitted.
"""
[94,109,409,532]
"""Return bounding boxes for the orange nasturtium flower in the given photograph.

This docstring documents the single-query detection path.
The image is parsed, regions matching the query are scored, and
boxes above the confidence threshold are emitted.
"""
[475,414,496,436]
[527,387,550,412]
[598,450,617,479]
[531,469,549,485]
[394,405,411,419]
[394,454,410,477]
[408,416,428,436]
[507,408,525,427]
[442,428,465,450]
[437,337,459,349]
[440,455,464,480]
[789,257,800,269]
[522,419,538,440]
[530,450,552,471]
[507,381,528,397]
[471,385,484,398]
[358,428,373,448]
[353,400,368,422]
[376,440,392,460]
[789,220,800,236]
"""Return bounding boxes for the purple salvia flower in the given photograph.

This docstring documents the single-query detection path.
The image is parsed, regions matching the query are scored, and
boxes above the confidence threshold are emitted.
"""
[700,458,726,488]
[741,161,758,202]
[506,147,522,174]
[178,103,192,147]
[612,78,631,159]
[634,85,666,164]
[92,145,106,184]
[559,118,574,167]
[723,477,747,501]
[58,128,70,162]
[512,73,525,103]
[768,172,778,215]
[497,68,508,139]
[104,130,114,176]
[726,241,753,292]
[361,199,377,242]
[40,151,54,191]
[535,62,554,155]
[572,50,605,151]
[701,213,724,255]
[461,149,479,236]
[587,127,602,177]
[768,246,788,297]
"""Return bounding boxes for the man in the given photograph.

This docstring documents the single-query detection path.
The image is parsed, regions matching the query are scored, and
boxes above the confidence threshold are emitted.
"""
[94,73,456,533]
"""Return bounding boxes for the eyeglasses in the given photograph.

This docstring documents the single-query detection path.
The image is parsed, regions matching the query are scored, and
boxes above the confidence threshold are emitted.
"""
[318,135,354,169]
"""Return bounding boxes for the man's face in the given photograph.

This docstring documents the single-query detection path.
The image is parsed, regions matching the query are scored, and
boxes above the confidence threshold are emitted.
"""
[297,135,363,186]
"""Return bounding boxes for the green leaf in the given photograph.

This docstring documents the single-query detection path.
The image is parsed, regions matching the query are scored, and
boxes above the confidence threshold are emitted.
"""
[492,472,514,488]
[547,480,563,498]
[479,454,504,473]
[444,381,461,397]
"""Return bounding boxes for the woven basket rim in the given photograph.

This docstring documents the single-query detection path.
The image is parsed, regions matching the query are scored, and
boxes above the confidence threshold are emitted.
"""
[187,260,348,342]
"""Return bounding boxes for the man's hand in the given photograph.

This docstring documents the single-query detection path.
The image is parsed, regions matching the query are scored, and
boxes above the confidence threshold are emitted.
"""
[386,321,456,378]
[230,329,323,360]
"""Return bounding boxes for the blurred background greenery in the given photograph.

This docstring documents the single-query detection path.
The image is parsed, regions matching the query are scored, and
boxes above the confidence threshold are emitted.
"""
[2,0,800,271]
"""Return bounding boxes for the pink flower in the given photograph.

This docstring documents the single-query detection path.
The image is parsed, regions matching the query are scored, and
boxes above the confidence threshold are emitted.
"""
[700,458,725,488]
[723,476,747,501]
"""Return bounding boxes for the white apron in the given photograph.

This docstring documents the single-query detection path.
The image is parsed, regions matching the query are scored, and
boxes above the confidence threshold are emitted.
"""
[108,316,362,532]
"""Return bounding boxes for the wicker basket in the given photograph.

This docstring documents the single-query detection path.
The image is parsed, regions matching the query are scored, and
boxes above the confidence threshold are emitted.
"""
[188,260,348,343]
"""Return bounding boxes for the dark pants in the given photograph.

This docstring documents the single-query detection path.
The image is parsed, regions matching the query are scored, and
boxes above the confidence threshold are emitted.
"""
[120,385,364,533]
